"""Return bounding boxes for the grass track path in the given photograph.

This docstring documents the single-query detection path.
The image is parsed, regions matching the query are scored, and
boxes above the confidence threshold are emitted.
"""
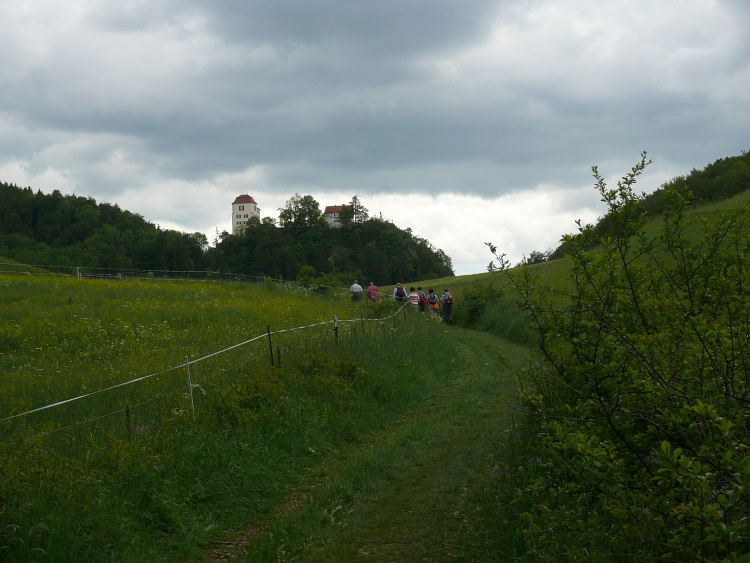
[204,327,529,562]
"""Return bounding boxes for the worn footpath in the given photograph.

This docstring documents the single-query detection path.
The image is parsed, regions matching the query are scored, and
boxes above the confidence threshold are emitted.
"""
[203,328,529,562]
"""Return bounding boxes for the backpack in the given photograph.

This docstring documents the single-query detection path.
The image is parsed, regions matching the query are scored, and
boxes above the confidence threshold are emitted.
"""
[427,293,437,304]
[396,286,406,298]
[444,292,454,304]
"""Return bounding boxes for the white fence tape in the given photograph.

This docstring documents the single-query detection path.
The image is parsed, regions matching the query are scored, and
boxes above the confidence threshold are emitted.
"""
[1,302,410,425]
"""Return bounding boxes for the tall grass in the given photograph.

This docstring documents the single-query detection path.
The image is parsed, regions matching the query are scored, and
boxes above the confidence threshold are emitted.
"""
[0,273,462,561]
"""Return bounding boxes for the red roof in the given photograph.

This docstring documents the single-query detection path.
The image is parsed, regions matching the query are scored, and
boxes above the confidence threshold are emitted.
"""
[233,194,257,204]
[324,205,351,214]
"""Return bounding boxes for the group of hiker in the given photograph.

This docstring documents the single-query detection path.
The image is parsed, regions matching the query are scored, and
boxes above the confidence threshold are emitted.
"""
[348,280,381,303]
[349,280,454,324]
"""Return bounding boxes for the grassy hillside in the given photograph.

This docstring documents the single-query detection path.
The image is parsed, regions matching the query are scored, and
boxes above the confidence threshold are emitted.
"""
[550,149,750,259]
[4,172,749,560]
[452,159,750,560]
[422,187,750,346]
[1,274,477,560]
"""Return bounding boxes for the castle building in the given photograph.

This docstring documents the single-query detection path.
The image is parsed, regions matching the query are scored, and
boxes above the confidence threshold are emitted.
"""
[324,204,352,227]
[232,194,261,234]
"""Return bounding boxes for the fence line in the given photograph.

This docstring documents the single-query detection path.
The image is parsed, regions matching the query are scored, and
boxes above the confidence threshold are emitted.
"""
[0,301,410,428]
[31,388,180,440]
[0,262,375,299]
[0,262,297,287]
[0,364,185,423]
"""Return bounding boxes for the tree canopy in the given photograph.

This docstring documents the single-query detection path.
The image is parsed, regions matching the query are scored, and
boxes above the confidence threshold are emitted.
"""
[0,183,208,271]
[278,193,326,230]
[213,194,453,283]
[0,183,454,283]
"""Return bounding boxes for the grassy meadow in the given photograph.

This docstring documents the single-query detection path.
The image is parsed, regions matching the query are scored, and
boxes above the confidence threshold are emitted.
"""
[1,273,487,561]
[5,176,750,561]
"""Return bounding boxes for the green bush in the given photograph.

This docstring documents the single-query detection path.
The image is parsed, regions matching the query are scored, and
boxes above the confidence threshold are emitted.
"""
[459,280,504,324]
[489,152,750,560]
[452,280,537,347]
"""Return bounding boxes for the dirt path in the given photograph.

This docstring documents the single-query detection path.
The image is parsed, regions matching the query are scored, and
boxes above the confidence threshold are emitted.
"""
[203,328,529,561]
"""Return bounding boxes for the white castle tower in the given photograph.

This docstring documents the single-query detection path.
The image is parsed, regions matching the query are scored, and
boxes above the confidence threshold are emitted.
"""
[231,194,261,234]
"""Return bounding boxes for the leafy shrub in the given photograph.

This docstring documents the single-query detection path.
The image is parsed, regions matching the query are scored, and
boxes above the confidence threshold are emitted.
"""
[489,152,750,560]
[453,281,537,347]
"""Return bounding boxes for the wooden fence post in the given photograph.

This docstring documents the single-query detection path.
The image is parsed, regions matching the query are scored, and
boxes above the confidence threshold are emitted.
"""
[267,326,274,366]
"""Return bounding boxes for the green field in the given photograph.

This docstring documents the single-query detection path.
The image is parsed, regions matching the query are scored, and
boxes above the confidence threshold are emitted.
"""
[1,273,531,561]
[4,168,750,560]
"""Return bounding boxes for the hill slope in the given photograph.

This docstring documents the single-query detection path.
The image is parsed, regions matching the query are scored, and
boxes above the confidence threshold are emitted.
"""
[461,154,750,560]
[551,149,750,259]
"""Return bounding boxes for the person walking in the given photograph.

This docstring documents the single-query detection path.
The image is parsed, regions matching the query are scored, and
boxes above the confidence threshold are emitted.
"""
[417,286,427,313]
[350,280,363,302]
[393,283,407,303]
[426,288,440,319]
[441,287,454,324]
[366,282,380,302]
[408,286,419,309]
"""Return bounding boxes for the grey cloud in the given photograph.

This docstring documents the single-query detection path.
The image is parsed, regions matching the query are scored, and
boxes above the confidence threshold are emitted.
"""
[191,0,502,53]
[1,1,749,275]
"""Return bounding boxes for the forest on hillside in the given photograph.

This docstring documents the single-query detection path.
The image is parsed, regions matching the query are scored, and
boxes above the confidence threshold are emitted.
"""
[0,184,453,284]
[213,194,453,284]
[548,150,750,259]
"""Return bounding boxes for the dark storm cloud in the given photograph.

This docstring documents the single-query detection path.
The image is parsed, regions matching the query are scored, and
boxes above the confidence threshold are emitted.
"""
[194,0,503,53]
[1,0,749,273]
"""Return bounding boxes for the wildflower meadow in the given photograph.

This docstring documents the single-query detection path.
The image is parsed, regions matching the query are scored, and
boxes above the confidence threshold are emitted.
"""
[1,272,466,560]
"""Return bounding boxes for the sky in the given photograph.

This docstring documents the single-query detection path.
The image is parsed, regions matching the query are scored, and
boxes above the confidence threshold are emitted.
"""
[1,1,748,275]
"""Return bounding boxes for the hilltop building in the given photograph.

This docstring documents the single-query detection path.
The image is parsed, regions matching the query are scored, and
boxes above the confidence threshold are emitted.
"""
[232,194,261,234]
[324,204,352,227]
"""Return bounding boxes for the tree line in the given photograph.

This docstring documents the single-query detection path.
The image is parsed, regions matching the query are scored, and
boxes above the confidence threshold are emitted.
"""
[0,184,209,272]
[0,184,454,284]
[213,193,453,284]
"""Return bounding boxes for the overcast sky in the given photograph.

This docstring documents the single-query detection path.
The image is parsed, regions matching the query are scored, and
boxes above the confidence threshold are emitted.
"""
[1,1,748,275]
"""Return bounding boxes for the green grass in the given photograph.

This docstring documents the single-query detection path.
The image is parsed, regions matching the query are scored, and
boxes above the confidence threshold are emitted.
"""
[209,328,531,561]
[8,186,746,560]
[427,188,750,343]
[441,187,750,561]
[0,275,360,445]
[3,272,527,561]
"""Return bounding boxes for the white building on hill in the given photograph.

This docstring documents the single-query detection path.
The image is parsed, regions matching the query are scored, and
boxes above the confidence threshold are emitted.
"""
[324,204,352,227]
[232,194,261,234]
